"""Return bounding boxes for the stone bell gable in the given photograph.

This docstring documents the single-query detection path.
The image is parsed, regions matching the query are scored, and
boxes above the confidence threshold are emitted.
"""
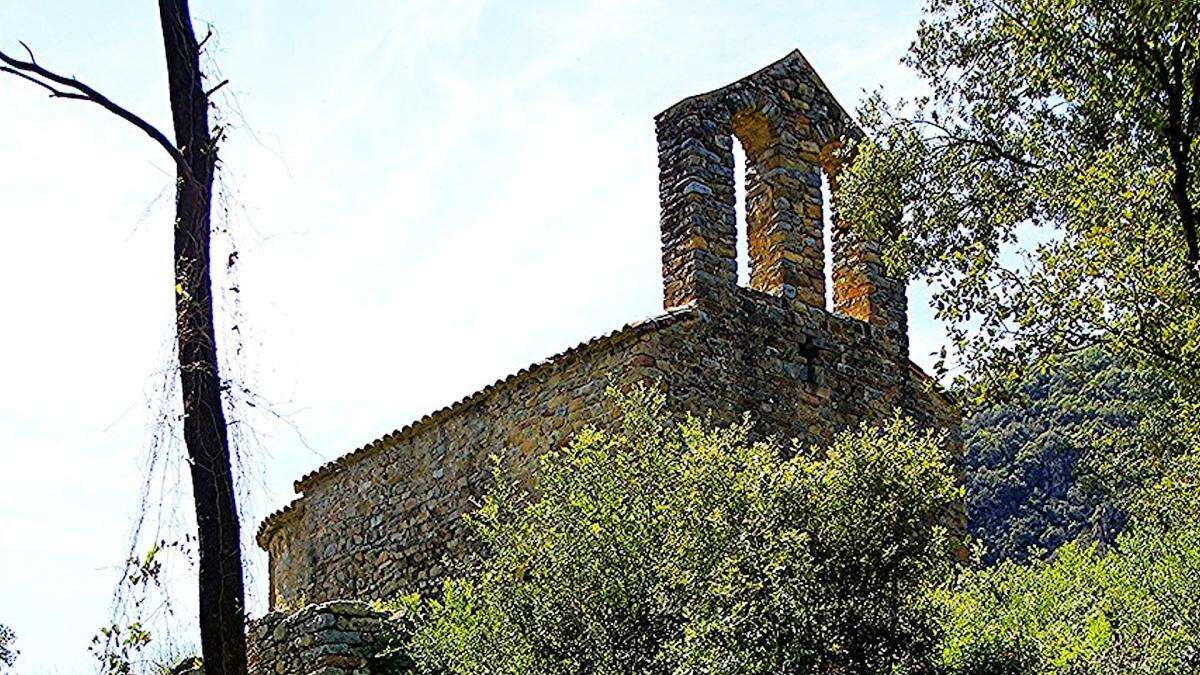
[657,50,906,352]
[256,50,956,611]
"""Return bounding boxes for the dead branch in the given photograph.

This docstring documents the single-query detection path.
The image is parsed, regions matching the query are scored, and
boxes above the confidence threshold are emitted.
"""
[0,43,196,186]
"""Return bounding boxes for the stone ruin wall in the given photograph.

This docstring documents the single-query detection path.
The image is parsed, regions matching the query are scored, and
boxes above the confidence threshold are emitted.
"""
[257,50,959,611]
[246,601,398,675]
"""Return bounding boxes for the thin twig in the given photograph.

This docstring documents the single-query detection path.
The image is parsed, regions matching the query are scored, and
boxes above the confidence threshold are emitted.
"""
[0,66,84,99]
[197,28,213,53]
[205,79,229,97]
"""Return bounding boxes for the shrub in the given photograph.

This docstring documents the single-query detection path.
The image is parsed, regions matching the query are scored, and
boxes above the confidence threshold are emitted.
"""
[403,386,961,674]
[937,523,1200,674]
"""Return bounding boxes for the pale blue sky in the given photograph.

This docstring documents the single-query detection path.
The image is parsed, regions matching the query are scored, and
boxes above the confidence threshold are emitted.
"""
[0,1,936,671]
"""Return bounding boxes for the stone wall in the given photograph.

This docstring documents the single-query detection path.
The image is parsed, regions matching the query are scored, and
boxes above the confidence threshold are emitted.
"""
[256,49,959,611]
[258,297,954,609]
[248,601,399,675]
[257,310,690,607]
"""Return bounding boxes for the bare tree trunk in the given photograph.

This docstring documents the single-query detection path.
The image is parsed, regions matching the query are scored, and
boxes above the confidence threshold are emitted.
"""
[158,2,248,673]
[1,3,247,670]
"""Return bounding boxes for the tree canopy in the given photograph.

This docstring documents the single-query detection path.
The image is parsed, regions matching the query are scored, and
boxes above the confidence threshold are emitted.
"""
[838,0,1200,402]
[367,382,1200,674]
[832,3,1200,671]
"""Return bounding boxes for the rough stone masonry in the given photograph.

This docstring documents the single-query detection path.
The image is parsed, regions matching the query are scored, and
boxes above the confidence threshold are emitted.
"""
[256,50,958,611]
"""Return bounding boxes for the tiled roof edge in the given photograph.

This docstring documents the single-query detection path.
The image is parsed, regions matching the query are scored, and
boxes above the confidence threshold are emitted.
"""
[255,306,697,546]
[256,498,304,548]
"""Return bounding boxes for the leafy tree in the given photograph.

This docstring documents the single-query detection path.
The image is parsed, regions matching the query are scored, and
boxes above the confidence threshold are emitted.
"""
[400,386,962,675]
[837,0,1200,402]
[936,524,1200,674]
[937,430,1200,675]
[941,354,1198,673]
[836,5,1200,670]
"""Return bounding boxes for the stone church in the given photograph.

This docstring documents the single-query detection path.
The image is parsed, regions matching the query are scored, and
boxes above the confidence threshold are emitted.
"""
[256,50,957,611]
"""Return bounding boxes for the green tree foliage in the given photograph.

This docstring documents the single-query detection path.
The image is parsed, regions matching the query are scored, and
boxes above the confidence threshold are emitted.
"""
[937,524,1200,674]
[837,0,1200,402]
[357,384,1200,674]
[945,360,1199,674]
[962,350,1175,563]
[401,386,961,674]
[834,4,1200,670]
[937,428,1200,675]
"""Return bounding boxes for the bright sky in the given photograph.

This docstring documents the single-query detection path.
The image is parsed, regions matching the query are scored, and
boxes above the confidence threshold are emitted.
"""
[0,1,938,671]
